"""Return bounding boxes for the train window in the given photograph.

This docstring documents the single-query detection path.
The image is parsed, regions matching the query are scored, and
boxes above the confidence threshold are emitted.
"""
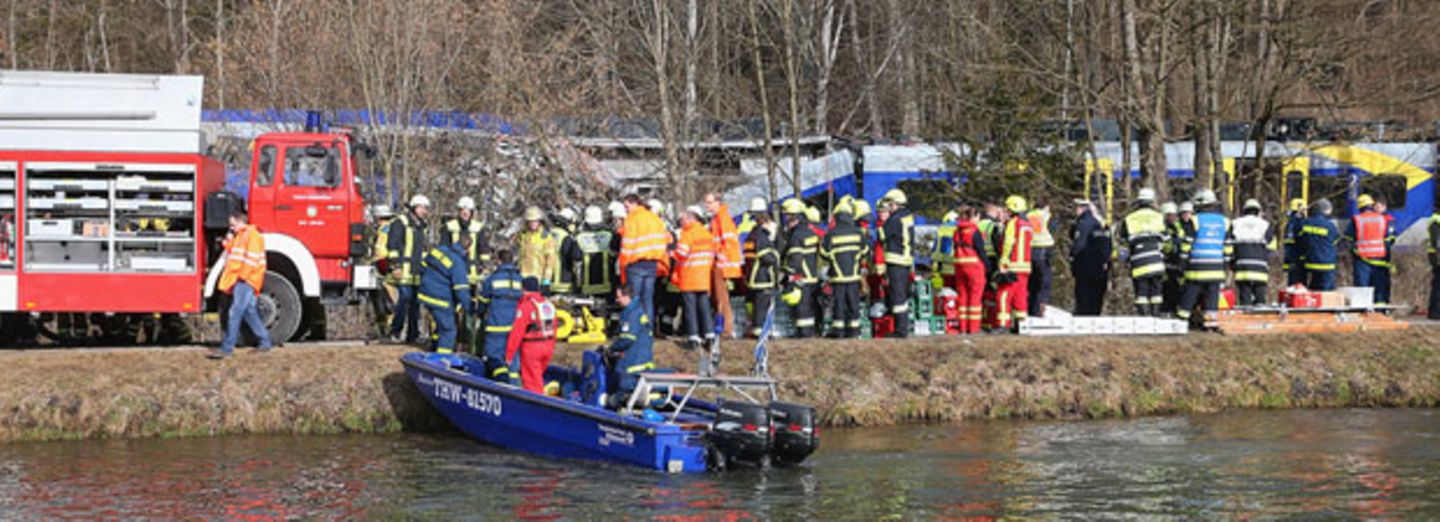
[896,179,962,221]
[1360,175,1406,210]
[1307,175,1351,210]
[255,145,277,187]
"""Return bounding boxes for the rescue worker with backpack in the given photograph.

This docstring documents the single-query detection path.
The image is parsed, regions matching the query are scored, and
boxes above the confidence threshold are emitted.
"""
[388,195,432,344]
[1176,190,1231,325]
[1295,199,1340,291]
[1117,188,1166,316]
[879,189,917,337]
[1345,194,1396,305]
[780,198,821,338]
[951,206,991,334]
[742,198,780,338]
[576,206,617,300]
[479,250,525,381]
[994,195,1034,330]
[418,238,472,355]
[505,277,558,393]
[823,199,867,338]
[1229,198,1277,306]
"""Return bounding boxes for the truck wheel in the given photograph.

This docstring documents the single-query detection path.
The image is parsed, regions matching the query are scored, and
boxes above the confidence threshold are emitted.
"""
[255,271,303,343]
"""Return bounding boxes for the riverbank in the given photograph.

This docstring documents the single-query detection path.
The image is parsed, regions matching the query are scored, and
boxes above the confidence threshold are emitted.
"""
[1,329,1437,442]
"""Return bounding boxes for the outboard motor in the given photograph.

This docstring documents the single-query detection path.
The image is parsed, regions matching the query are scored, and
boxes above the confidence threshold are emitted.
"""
[769,402,819,466]
[706,399,772,469]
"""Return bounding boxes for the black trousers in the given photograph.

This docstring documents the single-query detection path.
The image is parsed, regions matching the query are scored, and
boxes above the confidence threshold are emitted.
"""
[886,266,912,337]
[1132,274,1163,316]
[830,282,862,337]
[1028,248,1053,317]
[1178,280,1221,322]
[1161,269,1183,314]
[791,282,818,338]
[1236,280,1266,307]
[1074,276,1107,316]
[749,289,774,337]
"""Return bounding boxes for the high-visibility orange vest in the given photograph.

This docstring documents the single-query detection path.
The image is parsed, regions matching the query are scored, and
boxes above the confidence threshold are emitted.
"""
[671,222,716,292]
[709,204,742,279]
[1353,212,1387,259]
[219,224,266,295]
[618,206,671,276]
[999,216,1033,274]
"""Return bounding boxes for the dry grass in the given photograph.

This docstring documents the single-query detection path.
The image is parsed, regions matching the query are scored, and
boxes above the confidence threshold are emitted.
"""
[2,328,1438,442]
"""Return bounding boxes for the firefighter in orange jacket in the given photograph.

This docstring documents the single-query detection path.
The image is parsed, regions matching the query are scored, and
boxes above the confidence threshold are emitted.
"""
[210,210,273,359]
[505,277,558,394]
[704,193,742,338]
[673,207,718,360]
[994,195,1034,331]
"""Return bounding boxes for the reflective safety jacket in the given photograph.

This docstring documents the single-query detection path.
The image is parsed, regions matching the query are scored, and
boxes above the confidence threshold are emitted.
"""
[442,216,489,284]
[576,227,616,296]
[1345,210,1395,267]
[505,291,558,392]
[1282,211,1304,271]
[219,224,266,295]
[518,229,558,285]
[1163,219,1187,273]
[552,226,582,293]
[783,221,820,284]
[823,214,867,283]
[953,220,990,273]
[386,212,429,286]
[1296,215,1340,271]
[1028,209,1056,249]
[933,221,957,276]
[880,208,916,268]
[999,215,1034,274]
[1228,214,1276,282]
[619,207,670,278]
[610,299,655,389]
[743,223,781,291]
[977,217,999,263]
[710,204,743,279]
[1119,207,1166,278]
[672,222,716,292]
[478,263,524,337]
[418,244,472,315]
[1182,212,1231,282]
[372,217,395,282]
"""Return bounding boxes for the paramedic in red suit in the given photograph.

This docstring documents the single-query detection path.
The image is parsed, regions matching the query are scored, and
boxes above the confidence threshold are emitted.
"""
[951,206,991,334]
[505,277,558,393]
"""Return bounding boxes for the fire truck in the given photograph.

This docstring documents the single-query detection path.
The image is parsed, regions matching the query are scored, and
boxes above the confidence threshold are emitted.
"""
[0,70,378,345]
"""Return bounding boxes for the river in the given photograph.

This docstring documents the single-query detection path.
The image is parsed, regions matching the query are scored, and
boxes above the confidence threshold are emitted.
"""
[1,408,1436,519]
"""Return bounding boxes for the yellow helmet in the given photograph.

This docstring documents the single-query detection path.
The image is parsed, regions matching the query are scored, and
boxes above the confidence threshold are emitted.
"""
[804,206,821,223]
[1356,194,1375,209]
[523,206,544,221]
[834,199,854,216]
[781,198,805,214]
[942,211,959,223]
[852,199,872,219]
[1289,198,1306,212]
[1004,195,1027,213]
[882,188,907,206]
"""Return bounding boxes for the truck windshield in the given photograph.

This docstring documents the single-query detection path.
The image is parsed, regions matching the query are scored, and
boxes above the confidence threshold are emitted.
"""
[284,146,340,188]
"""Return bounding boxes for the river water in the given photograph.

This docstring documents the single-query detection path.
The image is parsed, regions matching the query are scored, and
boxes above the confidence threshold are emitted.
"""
[1,408,1437,520]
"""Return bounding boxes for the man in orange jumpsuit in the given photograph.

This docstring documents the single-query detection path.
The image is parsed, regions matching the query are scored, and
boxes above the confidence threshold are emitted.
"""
[951,206,991,334]
[505,277,558,393]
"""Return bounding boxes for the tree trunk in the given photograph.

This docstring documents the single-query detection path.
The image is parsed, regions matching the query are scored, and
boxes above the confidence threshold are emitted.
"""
[889,0,919,137]
[746,0,779,201]
[647,0,681,200]
[779,0,803,195]
[813,0,841,135]
[1191,0,1213,193]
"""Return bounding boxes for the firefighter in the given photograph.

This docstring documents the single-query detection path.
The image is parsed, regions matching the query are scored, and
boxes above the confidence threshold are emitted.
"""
[551,208,582,295]
[952,206,990,334]
[1117,188,1166,316]
[441,196,489,284]
[209,209,272,359]
[1345,194,1396,305]
[1296,199,1340,291]
[879,189,916,337]
[804,204,829,333]
[576,206,616,300]
[823,199,867,338]
[1177,190,1231,325]
[1026,200,1055,318]
[387,194,432,344]
[673,206,717,353]
[780,198,820,337]
[1427,211,1440,319]
[994,195,1034,330]
[479,250,525,381]
[608,201,627,292]
[505,277,558,393]
[618,195,671,330]
[603,285,653,409]
[743,198,780,338]
[517,206,557,290]
[1283,198,1307,286]
[368,204,397,339]
[978,202,1003,329]
[1159,201,1184,315]
[1229,198,1276,307]
[933,210,959,289]
[418,240,472,354]
[1070,199,1111,316]
[704,193,743,338]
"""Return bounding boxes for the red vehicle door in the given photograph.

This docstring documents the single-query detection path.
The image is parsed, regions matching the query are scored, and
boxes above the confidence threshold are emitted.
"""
[272,141,351,259]
[247,143,281,229]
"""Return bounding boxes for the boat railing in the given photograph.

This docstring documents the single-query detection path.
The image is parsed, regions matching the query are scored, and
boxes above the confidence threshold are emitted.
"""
[625,373,779,423]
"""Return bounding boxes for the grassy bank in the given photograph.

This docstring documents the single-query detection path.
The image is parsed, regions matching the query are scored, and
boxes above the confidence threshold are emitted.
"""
[2,329,1438,442]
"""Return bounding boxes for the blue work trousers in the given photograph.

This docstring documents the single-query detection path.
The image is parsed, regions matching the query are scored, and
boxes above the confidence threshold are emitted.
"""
[221,281,273,354]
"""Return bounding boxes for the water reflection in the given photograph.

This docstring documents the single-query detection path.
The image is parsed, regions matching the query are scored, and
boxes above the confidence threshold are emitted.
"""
[0,409,1436,519]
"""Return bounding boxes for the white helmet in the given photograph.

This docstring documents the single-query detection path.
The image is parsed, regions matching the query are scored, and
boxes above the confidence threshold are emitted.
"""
[647,199,665,215]
[457,196,476,211]
[583,205,604,225]
[371,204,395,219]
[1137,188,1157,203]
[1192,189,1218,206]
[749,197,768,213]
[558,208,578,223]
[1160,202,1178,215]
[608,201,627,220]
[685,205,708,221]
[408,194,431,208]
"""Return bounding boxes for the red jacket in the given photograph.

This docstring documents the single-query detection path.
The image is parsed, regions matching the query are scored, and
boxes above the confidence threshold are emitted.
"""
[505,292,558,392]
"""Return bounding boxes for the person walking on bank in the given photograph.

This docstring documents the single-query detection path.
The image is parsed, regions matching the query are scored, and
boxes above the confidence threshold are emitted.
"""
[1070,200,1111,316]
[479,250,525,381]
[780,198,820,337]
[1117,189,1166,316]
[952,206,990,334]
[1296,199,1340,291]
[1026,200,1055,318]
[388,194,432,344]
[618,195,671,330]
[1345,194,1396,305]
[209,210,273,359]
[1427,211,1440,319]
[1177,190,1231,325]
[704,193,743,338]
[673,206,718,353]
[1283,198,1307,286]
[419,239,472,355]
[1230,199,1277,307]
[505,277,558,393]
[743,198,781,338]
[1159,201,1185,315]
[824,199,867,338]
[879,189,917,337]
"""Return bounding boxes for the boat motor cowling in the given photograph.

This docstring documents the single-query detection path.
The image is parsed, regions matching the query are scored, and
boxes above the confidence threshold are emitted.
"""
[768,402,818,466]
[707,399,773,469]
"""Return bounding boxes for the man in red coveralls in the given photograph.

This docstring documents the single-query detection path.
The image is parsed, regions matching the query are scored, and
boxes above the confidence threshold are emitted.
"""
[505,277,558,393]
[952,206,990,334]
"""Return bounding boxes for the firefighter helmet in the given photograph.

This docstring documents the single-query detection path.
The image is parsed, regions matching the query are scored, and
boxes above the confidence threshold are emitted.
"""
[1289,198,1306,213]
[804,206,821,223]
[457,196,476,211]
[558,207,578,223]
[1243,198,1262,211]
[1192,189,1218,206]
[882,188,908,206]
[781,198,805,215]
[1357,194,1375,209]
[371,204,395,219]
[647,199,665,216]
[1160,202,1178,215]
[1004,195,1028,213]
[408,194,431,208]
[852,199,873,220]
[608,201,627,219]
[1137,188,1157,203]
[942,210,959,223]
[1179,202,1195,214]
[748,197,768,213]
[523,206,544,221]
[834,199,855,216]
[583,205,604,225]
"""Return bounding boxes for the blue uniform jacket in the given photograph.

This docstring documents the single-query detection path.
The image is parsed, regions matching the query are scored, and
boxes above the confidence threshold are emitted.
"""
[1296,215,1340,270]
[479,263,524,334]
[419,244,472,315]
[610,299,655,390]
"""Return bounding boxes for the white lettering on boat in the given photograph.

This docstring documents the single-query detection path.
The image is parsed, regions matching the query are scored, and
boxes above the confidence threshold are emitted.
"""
[432,378,503,417]
[598,424,635,447]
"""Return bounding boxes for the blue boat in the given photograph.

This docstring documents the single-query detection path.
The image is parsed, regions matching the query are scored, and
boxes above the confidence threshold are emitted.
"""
[400,350,818,473]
